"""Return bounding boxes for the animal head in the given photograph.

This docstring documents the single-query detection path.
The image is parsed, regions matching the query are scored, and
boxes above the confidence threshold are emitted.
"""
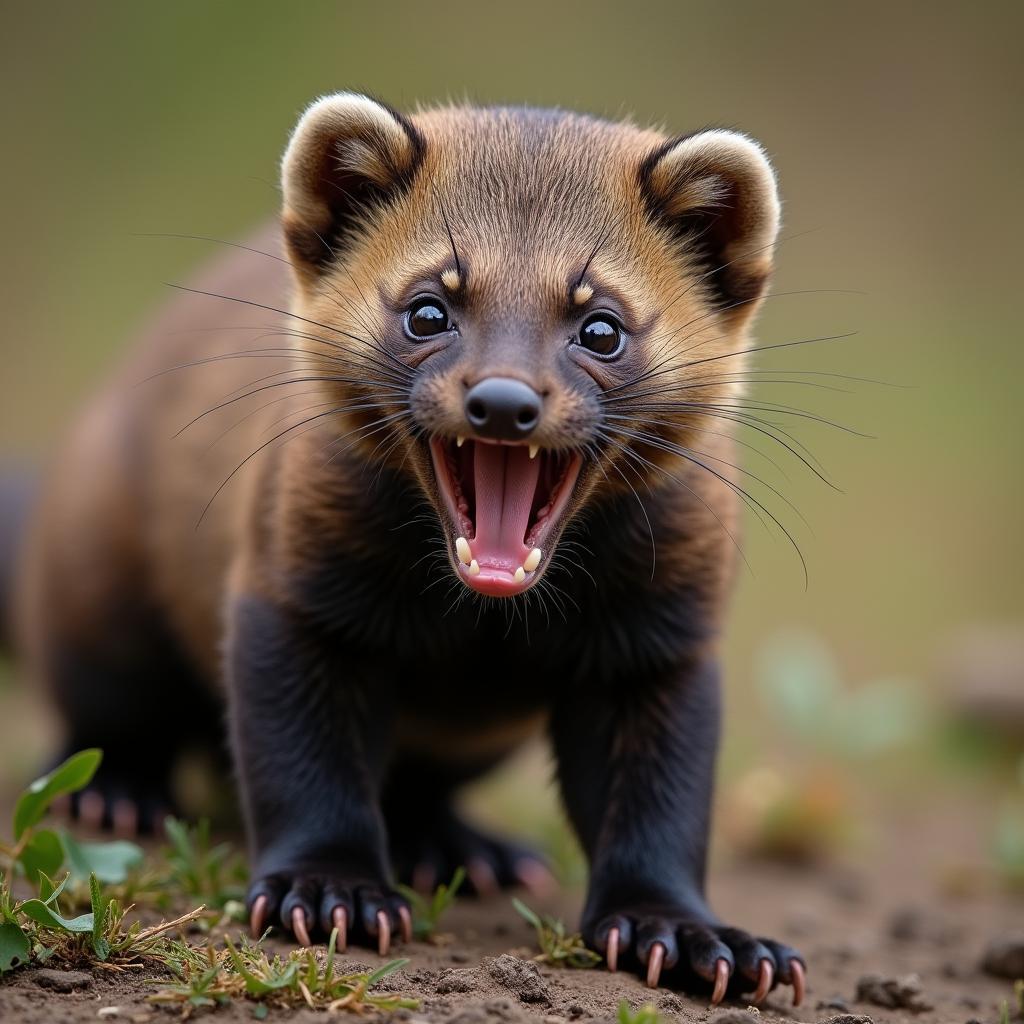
[279,93,779,597]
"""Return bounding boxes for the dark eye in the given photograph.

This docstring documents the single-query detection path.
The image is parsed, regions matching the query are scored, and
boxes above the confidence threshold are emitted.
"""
[406,297,452,339]
[578,313,624,357]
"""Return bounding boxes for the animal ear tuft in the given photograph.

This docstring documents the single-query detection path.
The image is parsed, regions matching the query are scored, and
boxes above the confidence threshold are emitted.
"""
[640,129,780,322]
[280,92,424,279]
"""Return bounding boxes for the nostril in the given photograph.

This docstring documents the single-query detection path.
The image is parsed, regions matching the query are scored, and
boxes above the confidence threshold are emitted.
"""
[516,406,538,428]
[467,398,488,424]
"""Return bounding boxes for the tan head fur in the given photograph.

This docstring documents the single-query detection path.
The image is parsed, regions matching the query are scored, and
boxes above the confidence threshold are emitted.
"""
[277,93,780,593]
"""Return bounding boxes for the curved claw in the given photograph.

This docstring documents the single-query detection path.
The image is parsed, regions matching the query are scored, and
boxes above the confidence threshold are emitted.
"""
[605,926,620,973]
[710,957,731,1007]
[752,958,774,1004]
[398,905,413,944]
[291,906,312,947]
[249,894,269,938]
[331,906,348,951]
[513,859,557,898]
[79,791,105,830]
[111,799,139,839]
[376,909,391,956]
[790,959,806,1007]
[466,858,499,897]
[645,941,666,989]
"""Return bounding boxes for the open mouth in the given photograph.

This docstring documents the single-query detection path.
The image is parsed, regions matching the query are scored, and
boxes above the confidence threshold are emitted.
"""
[428,438,583,596]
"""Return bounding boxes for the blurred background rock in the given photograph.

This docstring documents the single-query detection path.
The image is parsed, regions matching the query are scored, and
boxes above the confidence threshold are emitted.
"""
[0,1,1021,892]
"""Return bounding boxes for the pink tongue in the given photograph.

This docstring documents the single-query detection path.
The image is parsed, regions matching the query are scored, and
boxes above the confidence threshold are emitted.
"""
[472,444,540,571]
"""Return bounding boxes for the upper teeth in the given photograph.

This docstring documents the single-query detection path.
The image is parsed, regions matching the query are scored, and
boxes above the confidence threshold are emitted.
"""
[529,445,539,459]
[456,435,465,448]
[455,536,472,565]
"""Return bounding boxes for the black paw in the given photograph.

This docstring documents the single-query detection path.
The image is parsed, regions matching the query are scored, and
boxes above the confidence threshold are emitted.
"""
[247,869,412,954]
[390,809,555,897]
[584,906,806,1007]
[55,757,173,837]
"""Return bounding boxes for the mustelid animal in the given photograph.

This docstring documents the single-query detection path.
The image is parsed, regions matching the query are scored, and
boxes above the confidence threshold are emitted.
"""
[9,94,805,1006]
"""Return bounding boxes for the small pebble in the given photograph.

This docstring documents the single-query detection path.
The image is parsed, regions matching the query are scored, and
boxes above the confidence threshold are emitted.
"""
[980,932,1024,979]
[817,996,851,1012]
[32,968,93,993]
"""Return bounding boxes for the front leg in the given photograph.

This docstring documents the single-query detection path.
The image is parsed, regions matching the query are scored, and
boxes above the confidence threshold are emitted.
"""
[551,655,805,1006]
[226,592,410,953]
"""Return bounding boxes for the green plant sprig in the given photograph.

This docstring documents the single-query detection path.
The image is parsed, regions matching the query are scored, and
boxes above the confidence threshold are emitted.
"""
[512,897,600,969]
[0,748,203,975]
[396,866,465,941]
[149,926,419,1017]
[617,1002,664,1024]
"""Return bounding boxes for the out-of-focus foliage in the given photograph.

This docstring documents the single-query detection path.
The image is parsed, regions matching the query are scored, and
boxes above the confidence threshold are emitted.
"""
[757,630,929,760]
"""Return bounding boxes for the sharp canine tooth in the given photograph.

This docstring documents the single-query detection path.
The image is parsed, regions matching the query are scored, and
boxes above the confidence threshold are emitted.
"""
[529,444,539,459]
[468,560,480,576]
[456,435,465,447]
[455,537,472,565]
[524,548,542,572]
[513,566,526,583]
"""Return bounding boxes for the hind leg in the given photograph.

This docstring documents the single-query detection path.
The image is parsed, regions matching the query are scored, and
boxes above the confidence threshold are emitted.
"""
[41,605,220,836]
[383,753,554,897]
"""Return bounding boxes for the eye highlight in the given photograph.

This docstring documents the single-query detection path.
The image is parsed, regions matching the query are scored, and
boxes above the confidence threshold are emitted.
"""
[405,297,453,339]
[577,312,625,358]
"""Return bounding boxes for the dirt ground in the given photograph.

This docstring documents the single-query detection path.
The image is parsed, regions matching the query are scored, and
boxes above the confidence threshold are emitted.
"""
[1,803,1021,1024]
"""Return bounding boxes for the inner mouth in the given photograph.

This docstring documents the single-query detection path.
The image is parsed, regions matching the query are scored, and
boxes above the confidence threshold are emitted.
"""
[428,437,582,596]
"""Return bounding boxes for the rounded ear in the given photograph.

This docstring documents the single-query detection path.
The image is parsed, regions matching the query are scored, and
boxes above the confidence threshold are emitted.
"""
[640,129,780,322]
[280,92,424,279]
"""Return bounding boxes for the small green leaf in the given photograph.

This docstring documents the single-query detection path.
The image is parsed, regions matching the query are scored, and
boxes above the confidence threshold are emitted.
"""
[511,896,542,929]
[0,921,31,973]
[89,873,111,960]
[62,831,143,884]
[13,749,102,839]
[37,871,70,904]
[19,900,94,933]
[164,816,192,860]
[253,1005,269,1020]
[18,828,65,886]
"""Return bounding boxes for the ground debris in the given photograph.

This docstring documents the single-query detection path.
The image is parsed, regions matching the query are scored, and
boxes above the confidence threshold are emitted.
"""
[31,968,94,992]
[980,932,1024,979]
[819,1016,874,1024]
[484,955,550,1003]
[436,968,480,994]
[449,1005,531,1024]
[855,972,932,1012]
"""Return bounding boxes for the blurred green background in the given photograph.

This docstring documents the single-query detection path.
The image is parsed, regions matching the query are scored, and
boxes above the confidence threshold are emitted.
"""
[1,2,1021,883]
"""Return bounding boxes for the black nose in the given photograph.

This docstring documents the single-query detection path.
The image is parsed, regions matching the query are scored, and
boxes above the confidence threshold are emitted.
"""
[464,377,542,441]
